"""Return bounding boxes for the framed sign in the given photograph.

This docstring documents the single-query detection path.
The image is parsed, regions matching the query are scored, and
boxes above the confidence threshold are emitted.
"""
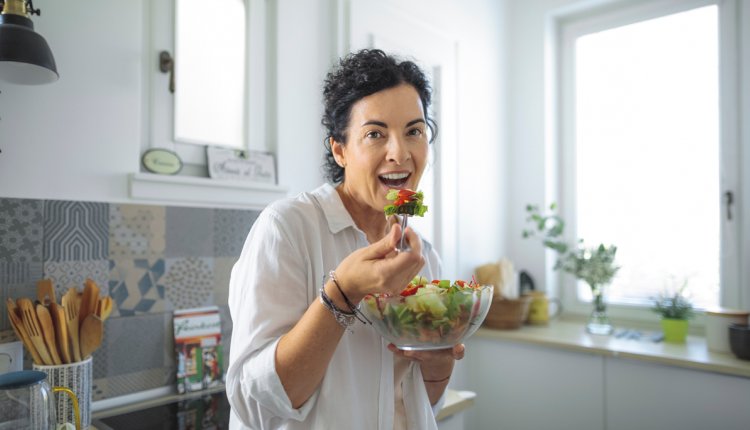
[207,147,277,184]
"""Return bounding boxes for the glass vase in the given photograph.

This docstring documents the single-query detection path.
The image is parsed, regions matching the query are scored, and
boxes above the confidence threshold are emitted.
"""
[586,283,613,335]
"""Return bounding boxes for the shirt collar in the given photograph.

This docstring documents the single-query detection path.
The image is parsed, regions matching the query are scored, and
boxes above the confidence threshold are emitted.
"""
[312,183,358,234]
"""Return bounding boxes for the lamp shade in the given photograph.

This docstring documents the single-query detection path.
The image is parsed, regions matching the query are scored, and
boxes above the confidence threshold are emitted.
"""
[0,13,58,85]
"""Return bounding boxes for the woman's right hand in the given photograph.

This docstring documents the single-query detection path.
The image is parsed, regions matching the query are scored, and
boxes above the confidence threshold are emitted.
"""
[334,223,424,303]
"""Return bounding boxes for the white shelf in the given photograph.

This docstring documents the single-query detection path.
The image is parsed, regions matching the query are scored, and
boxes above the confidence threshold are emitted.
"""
[129,173,288,209]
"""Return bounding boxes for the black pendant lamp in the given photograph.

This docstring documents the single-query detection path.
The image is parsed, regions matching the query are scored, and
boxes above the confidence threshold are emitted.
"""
[0,0,58,85]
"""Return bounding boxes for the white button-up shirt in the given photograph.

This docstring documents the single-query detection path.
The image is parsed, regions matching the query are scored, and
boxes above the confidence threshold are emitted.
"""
[226,183,443,429]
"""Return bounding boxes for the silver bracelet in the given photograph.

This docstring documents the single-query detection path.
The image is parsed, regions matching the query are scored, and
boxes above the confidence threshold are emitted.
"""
[319,285,356,330]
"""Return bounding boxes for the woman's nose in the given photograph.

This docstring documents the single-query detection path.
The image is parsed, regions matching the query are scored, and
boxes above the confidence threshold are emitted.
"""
[386,136,410,164]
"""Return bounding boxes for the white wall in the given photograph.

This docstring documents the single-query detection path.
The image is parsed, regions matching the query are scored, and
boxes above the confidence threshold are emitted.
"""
[0,0,144,203]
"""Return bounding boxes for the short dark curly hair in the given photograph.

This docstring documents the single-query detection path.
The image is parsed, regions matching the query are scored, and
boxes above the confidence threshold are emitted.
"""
[321,49,438,184]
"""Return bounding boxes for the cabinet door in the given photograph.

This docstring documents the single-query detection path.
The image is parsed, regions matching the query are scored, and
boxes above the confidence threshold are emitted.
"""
[464,338,605,430]
[606,357,750,430]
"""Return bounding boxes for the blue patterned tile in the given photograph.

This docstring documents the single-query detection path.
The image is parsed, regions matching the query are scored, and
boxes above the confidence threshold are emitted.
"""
[163,257,214,310]
[1,259,42,330]
[0,198,44,263]
[109,204,166,258]
[165,207,214,258]
[109,258,169,316]
[213,209,259,257]
[44,201,109,261]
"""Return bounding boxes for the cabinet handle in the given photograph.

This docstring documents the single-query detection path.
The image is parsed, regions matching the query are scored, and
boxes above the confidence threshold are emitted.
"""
[159,51,175,94]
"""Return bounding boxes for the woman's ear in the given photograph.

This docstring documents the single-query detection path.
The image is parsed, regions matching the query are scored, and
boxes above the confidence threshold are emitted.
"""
[331,138,347,168]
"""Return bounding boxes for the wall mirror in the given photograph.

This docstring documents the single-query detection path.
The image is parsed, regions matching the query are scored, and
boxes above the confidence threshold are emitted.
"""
[172,0,247,149]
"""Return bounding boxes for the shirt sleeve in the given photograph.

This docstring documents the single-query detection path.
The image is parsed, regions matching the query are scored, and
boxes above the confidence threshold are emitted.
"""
[225,206,319,427]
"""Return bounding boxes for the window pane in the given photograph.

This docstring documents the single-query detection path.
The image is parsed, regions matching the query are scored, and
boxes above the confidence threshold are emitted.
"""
[175,0,246,148]
[574,6,719,308]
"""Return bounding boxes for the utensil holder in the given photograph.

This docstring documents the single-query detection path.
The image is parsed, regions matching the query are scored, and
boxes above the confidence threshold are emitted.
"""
[34,357,92,429]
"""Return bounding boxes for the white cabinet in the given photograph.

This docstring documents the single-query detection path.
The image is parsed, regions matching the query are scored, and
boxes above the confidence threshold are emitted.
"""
[606,358,750,430]
[466,337,750,430]
[465,338,605,430]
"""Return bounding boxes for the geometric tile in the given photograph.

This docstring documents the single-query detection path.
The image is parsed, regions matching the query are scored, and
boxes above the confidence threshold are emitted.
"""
[102,313,169,377]
[213,209,259,257]
[44,201,109,262]
[0,198,44,263]
[108,258,168,317]
[213,257,236,307]
[163,257,214,310]
[0,261,43,285]
[43,259,109,297]
[109,204,166,259]
[165,207,214,258]
[1,261,42,331]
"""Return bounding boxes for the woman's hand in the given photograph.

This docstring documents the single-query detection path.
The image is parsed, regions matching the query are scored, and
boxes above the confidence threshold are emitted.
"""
[388,343,465,405]
[387,343,464,379]
[333,223,424,303]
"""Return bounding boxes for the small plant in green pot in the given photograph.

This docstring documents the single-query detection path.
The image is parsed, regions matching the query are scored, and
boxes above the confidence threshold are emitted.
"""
[652,284,694,343]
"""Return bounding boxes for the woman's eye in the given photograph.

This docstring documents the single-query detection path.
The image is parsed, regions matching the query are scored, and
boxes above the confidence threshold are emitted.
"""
[366,130,383,139]
[407,128,424,137]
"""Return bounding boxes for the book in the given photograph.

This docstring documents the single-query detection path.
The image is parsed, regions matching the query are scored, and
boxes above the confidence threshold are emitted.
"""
[173,306,224,394]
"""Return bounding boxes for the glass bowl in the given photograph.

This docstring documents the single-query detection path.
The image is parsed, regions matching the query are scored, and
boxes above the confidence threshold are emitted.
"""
[360,284,494,350]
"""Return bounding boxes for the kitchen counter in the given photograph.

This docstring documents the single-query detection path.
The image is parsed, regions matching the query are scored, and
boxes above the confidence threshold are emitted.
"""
[92,385,474,429]
[474,318,750,378]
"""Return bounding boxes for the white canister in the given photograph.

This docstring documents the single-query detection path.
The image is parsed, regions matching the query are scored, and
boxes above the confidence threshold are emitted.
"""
[705,309,750,353]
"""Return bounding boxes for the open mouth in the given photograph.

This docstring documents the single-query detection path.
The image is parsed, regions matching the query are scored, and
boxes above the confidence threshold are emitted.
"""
[379,172,411,188]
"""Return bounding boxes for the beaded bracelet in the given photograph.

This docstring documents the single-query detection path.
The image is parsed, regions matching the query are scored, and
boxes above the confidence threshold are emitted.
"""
[328,270,371,325]
[319,285,356,330]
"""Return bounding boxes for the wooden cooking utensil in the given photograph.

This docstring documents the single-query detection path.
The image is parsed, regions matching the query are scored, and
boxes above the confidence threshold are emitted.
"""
[35,304,62,365]
[18,298,54,365]
[49,302,72,364]
[6,298,44,365]
[79,314,104,359]
[62,289,82,362]
[36,278,56,306]
[97,296,113,321]
[79,279,100,330]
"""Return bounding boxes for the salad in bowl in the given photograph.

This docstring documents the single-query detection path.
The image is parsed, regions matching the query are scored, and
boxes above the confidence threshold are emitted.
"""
[361,277,493,350]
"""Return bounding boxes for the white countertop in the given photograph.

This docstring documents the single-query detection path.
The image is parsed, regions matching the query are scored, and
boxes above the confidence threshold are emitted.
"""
[474,319,750,378]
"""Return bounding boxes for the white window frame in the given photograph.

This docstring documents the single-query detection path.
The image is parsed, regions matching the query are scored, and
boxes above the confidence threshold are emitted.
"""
[143,0,271,172]
[548,0,742,323]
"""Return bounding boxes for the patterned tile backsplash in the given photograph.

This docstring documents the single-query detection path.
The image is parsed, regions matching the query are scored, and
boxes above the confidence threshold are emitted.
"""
[0,197,259,401]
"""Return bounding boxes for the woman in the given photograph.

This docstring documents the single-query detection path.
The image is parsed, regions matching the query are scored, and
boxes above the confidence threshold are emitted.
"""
[226,49,464,429]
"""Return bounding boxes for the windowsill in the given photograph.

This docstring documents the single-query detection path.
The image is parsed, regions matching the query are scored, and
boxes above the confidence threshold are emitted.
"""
[474,317,750,379]
[128,172,288,209]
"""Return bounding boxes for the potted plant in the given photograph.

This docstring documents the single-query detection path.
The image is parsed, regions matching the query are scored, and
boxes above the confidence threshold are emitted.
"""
[523,203,620,335]
[652,282,694,343]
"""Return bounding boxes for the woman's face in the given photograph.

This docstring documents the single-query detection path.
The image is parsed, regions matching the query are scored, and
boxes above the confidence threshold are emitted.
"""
[334,83,429,213]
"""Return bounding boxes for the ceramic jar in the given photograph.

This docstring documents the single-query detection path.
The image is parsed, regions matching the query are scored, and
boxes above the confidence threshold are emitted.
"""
[705,308,749,353]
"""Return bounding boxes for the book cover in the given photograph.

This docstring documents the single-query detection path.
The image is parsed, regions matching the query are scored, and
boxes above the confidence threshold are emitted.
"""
[173,306,224,394]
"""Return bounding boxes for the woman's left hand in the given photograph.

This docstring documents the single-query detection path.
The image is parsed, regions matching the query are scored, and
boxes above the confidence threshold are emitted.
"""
[387,343,465,381]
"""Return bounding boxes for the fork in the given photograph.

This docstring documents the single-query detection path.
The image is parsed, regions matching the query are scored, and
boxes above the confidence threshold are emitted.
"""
[18,298,54,365]
[398,215,409,251]
[62,289,82,362]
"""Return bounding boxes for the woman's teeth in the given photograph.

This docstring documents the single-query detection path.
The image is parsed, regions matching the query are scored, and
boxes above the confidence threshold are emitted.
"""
[379,172,410,187]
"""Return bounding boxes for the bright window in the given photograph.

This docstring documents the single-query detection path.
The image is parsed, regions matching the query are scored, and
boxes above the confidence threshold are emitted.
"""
[558,1,739,312]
